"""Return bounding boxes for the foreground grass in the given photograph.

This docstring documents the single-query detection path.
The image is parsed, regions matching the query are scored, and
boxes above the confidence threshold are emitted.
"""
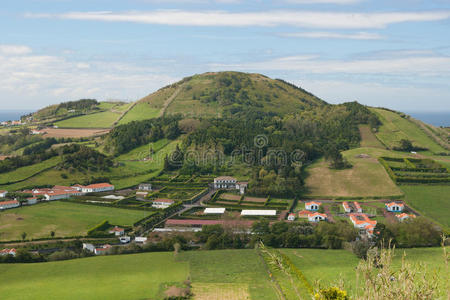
[55,111,120,128]
[281,247,448,298]
[0,201,151,241]
[0,252,189,300]
[401,185,450,229]
[305,147,403,197]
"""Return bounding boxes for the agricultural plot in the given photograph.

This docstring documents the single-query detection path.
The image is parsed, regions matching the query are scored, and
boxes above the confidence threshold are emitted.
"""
[379,156,450,184]
[0,156,60,185]
[42,128,110,138]
[370,108,446,153]
[211,192,290,210]
[0,252,189,300]
[358,125,385,148]
[305,147,403,197]
[0,201,151,241]
[118,101,161,125]
[54,111,120,128]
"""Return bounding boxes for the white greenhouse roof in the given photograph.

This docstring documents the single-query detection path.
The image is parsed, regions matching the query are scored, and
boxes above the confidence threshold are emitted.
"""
[204,207,226,214]
[241,210,276,216]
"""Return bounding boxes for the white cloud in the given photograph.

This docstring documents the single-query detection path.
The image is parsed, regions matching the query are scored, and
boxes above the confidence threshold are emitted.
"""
[281,31,383,40]
[210,54,450,76]
[25,10,450,29]
[0,45,32,55]
[0,45,178,109]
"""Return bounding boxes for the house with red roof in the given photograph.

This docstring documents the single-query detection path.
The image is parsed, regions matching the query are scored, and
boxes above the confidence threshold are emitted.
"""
[108,226,125,236]
[385,202,404,212]
[396,213,416,222]
[349,213,377,236]
[0,199,20,210]
[0,190,8,198]
[287,213,296,221]
[0,248,16,257]
[81,183,114,193]
[342,201,351,213]
[308,212,327,222]
[94,244,112,255]
[152,198,175,209]
[305,201,321,211]
[353,202,363,213]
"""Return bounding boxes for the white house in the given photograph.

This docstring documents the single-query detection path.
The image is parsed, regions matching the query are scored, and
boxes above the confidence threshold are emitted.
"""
[305,201,321,211]
[138,183,152,191]
[152,198,174,209]
[241,210,276,216]
[287,213,296,221]
[0,248,17,257]
[396,213,416,222]
[308,212,327,222]
[0,200,20,210]
[82,243,96,253]
[135,237,148,244]
[119,236,131,244]
[26,197,38,205]
[214,176,237,189]
[236,182,248,195]
[81,183,114,193]
[342,202,351,213]
[353,202,363,213]
[349,214,377,230]
[385,202,404,212]
[109,226,125,236]
[0,190,8,198]
[204,207,226,214]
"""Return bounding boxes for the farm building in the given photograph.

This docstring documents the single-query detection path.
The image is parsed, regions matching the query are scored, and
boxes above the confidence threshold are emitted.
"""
[204,207,226,214]
[135,237,148,244]
[0,190,8,198]
[0,248,16,257]
[308,212,327,222]
[385,202,404,212]
[152,198,175,209]
[0,199,20,210]
[80,183,115,193]
[26,197,38,205]
[109,226,125,236]
[396,213,416,222]
[342,202,351,213]
[138,183,152,191]
[241,210,276,216]
[95,244,112,255]
[287,213,296,221]
[23,186,83,200]
[305,201,321,211]
[353,202,363,213]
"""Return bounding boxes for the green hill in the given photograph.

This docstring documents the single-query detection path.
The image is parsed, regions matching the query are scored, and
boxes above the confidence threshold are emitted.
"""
[119,72,326,123]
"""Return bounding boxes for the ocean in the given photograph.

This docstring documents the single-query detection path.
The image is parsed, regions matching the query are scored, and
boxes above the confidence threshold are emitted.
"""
[406,112,450,127]
[0,110,33,122]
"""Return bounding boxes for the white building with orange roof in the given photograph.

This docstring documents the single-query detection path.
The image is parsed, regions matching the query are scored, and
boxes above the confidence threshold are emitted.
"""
[0,248,17,257]
[385,202,404,212]
[81,183,114,193]
[109,226,125,236]
[396,213,416,222]
[0,199,20,210]
[342,201,351,213]
[287,213,296,221]
[308,212,327,222]
[305,201,321,211]
[353,202,363,213]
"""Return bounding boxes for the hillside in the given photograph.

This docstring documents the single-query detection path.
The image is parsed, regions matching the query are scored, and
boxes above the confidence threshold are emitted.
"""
[119,72,327,123]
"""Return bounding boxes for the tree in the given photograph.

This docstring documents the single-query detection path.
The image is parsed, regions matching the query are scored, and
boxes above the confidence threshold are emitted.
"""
[21,232,27,241]
[50,231,55,238]
[399,139,413,151]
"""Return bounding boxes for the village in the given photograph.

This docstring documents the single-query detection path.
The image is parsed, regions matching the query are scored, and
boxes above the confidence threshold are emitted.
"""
[0,175,418,257]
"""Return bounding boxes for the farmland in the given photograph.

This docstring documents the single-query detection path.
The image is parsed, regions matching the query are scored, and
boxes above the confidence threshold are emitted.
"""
[0,247,446,300]
[0,156,60,185]
[42,128,110,138]
[401,185,450,229]
[54,111,120,128]
[304,147,403,197]
[117,102,161,125]
[0,201,151,241]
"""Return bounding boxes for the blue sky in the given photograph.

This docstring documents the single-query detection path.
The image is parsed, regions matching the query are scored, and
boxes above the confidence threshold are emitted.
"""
[1,0,449,112]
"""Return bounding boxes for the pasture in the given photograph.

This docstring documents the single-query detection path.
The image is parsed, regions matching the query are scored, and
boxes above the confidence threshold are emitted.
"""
[304,147,403,197]
[401,185,450,229]
[0,156,60,185]
[370,108,446,153]
[118,102,161,125]
[358,125,385,148]
[54,111,120,128]
[43,127,110,138]
[0,201,151,241]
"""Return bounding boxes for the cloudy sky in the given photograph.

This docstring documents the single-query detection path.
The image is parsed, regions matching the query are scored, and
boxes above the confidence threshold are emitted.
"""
[1,0,450,112]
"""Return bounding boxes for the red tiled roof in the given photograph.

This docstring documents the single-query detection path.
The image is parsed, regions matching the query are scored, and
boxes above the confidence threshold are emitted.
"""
[110,226,124,232]
[305,201,321,206]
[0,248,16,254]
[0,200,19,205]
[0,190,7,193]
[349,213,377,225]
[214,176,236,181]
[84,183,114,189]
[308,212,327,218]
[386,202,404,208]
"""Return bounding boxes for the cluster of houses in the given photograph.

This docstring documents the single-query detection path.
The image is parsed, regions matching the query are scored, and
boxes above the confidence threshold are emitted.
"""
[213,176,248,195]
[288,201,327,223]
[385,202,416,221]
[0,248,17,257]
[82,235,148,255]
[0,120,22,127]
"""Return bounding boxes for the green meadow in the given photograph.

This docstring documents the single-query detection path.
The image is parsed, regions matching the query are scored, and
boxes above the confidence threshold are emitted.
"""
[55,111,120,128]
[0,156,60,185]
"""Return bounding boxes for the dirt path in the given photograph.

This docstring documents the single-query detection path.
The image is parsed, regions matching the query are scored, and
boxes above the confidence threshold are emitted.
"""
[113,102,138,126]
[159,83,185,117]
[323,206,335,222]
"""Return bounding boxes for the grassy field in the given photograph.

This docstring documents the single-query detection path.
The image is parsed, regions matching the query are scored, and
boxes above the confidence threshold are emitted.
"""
[0,201,151,241]
[359,125,385,148]
[54,111,120,128]
[281,247,448,297]
[371,108,446,153]
[401,185,450,229]
[304,147,403,197]
[118,102,161,125]
[0,156,60,185]
[0,252,189,300]
[180,249,279,300]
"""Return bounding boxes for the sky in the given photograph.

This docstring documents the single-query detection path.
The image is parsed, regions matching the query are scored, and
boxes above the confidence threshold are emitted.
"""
[1,0,450,112]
